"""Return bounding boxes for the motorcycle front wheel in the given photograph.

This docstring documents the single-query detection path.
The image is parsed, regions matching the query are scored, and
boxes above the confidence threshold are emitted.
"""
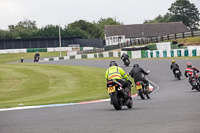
[145,91,150,99]
[127,99,133,108]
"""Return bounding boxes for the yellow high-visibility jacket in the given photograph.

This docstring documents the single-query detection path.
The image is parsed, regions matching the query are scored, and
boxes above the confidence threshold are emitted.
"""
[105,66,129,81]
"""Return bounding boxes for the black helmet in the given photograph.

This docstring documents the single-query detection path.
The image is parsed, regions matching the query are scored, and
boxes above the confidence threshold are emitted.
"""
[109,61,118,67]
[133,63,139,67]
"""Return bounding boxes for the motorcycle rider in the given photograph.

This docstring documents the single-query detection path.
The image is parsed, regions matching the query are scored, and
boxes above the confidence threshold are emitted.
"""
[34,51,40,62]
[184,62,200,88]
[121,53,130,66]
[105,61,132,99]
[170,60,182,78]
[21,57,24,63]
[129,63,150,92]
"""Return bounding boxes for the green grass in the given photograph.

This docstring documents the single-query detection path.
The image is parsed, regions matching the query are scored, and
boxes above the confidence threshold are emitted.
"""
[0,62,136,108]
[0,51,68,64]
[177,37,200,45]
[0,63,109,108]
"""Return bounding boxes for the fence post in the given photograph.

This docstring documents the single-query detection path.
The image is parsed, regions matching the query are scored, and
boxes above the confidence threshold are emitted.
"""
[138,39,140,45]
[156,37,158,43]
[174,33,177,40]
[142,38,144,44]
[182,32,185,39]
[135,40,137,45]
[167,35,169,40]
[191,30,194,37]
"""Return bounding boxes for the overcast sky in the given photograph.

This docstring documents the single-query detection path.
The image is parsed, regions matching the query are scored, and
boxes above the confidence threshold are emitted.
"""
[0,0,200,30]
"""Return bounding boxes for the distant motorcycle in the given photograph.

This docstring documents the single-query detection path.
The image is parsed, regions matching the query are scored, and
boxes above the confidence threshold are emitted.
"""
[188,76,200,91]
[34,55,40,62]
[124,59,130,67]
[174,69,182,80]
[122,57,130,67]
[106,80,133,110]
[135,70,151,100]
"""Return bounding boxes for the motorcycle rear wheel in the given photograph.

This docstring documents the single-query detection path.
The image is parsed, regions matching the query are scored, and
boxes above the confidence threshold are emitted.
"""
[177,73,181,80]
[138,89,145,100]
[111,92,122,110]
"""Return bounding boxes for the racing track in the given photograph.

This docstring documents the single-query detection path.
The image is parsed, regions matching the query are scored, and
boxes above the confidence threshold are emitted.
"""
[1,58,200,133]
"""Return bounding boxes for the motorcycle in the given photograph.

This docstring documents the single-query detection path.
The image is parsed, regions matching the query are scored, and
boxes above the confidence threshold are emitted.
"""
[188,76,200,91]
[122,57,130,67]
[34,55,40,62]
[174,69,182,80]
[135,70,151,100]
[106,80,133,110]
[124,59,130,67]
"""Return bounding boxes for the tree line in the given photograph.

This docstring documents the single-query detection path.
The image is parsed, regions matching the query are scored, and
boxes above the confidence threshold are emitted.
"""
[0,18,121,40]
[0,0,199,40]
[144,0,200,31]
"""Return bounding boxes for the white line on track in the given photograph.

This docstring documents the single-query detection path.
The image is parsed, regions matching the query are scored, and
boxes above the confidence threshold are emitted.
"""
[148,80,160,94]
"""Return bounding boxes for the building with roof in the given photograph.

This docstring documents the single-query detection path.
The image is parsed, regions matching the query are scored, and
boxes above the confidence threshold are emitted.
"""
[105,22,190,45]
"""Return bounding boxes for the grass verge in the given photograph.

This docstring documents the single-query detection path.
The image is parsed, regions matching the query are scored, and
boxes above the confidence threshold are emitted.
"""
[0,63,136,108]
[0,51,68,64]
[0,63,107,108]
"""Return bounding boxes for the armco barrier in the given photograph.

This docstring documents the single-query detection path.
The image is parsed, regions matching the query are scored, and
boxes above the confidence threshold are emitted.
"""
[43,48,200,61]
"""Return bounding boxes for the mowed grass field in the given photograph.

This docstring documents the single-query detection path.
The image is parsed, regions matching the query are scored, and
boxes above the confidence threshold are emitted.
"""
[0,63,109,108]
[0,52,136,108]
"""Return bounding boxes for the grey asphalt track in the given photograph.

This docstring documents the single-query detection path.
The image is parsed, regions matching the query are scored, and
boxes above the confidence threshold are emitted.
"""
[1,58,200,133]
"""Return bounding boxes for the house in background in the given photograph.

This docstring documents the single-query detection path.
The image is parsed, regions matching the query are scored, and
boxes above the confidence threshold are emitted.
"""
[105,22,190,45]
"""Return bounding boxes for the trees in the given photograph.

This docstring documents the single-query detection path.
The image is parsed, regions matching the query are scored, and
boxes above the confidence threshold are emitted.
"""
[168,0,200,30]
[0,17,122,39]
[144,0,200,31]
[95,17,122,39]
[67,18,122,39]
[144,13,173,24]
[8,19,38,38]
[38,25,60,38]
[67,20,95,38]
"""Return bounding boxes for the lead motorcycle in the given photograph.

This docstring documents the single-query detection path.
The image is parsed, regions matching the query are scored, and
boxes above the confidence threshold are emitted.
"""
[188,76,200,91]
[135,70,151,100]
[106,80,133,110]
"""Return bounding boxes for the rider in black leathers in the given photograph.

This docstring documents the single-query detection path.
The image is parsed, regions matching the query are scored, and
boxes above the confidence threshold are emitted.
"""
[170,60,182,78]
[129,63,150,91]
[121,53,130,65]
[34,51,40,62]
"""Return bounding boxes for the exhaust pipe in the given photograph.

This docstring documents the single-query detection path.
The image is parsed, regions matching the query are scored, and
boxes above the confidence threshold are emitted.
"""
[118,87,126,99]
